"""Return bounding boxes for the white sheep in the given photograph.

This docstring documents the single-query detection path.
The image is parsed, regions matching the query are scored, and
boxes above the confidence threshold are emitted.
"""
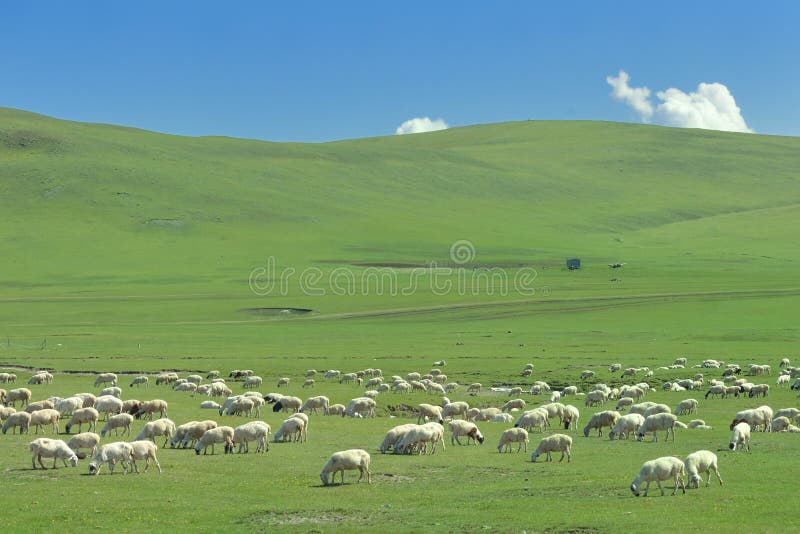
[729,422,751,451]
[394,422,445,455]
[684,450,723,488]
[93,373,118,388]
[490,413,514,424]
[584,390,607,407]
[29,408,60,434]
[6,387,32,407]
[380,424,418,454]
[417,403,444,424]
[630,456,686,497]
[129,440,162,474]
[771,416,791,432]
[135,418,176,447]
[136,399,168,420]
[172,420,217,448]
[343,397,375,418]
[55,396,84,417]
[674,399,698,416]
[67,432,101,459]
[74,392,96,408]
[200,401,221,410]
[233,421,271,453]
[243,376,263,389]
[273,417,306,443]
[502,399,527,412]
[615,397,634,412]
[129,376,149,388]
[774,408,800,423]
[582,410,621,437]
[300,396,330,415]
[24,400,55,413]
[448,419,484,445]
[89,441,134,475]
[2,411,31,434]
[637,413,686,442]
[320,449,371,486]
[687,419,713,430]
[530,434,572,462]
[514,409,549,433]
[643,404,672,418]
[497,427,529,453]
[276,377,290,388]
[442,401,469,420]
[608,413,645,440]
[273,396,303,414]
[730,406,773,433]
[29,438,78,469]
[100,413,134,438]
[326,404,345,416]
[562,405,581,432]
[195,426,235,455]
[94,395,123,420]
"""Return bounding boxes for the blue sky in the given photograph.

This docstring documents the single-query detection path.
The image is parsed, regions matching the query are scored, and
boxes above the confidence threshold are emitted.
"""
[2,2,798,141]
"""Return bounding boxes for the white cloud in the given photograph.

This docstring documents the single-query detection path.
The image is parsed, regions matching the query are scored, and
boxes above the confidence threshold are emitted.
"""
[395,117,449,135]
[607,70,752,133]
[606,70,653,120]
[655,83,752,133]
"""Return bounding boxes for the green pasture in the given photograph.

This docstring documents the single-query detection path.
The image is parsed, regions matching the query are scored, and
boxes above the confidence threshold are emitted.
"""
[0,108,799,531]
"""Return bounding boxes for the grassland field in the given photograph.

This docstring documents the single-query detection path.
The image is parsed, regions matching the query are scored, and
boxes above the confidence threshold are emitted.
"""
[0,107,799,532]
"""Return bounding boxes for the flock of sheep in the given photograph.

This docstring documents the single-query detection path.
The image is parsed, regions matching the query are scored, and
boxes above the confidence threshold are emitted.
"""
[1,355,799,491]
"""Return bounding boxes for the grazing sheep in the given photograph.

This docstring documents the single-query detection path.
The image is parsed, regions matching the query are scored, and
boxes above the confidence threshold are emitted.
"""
[207,370,220,379]
[530,434,572,462]
[74,392,96,408]
[55,396,84,417]
[774,408,800,423]
[748,384,770,398]
[186,374,202,385]
[609,363,622,373]
[320,449,371,486]
[243,376,263,389]
[326,404,345,416]
[273,416,306,443]
[200,400,221,410]
[100,413,134,438]
[135,418,176,447]
[195,426,235,455]
[129,376,149,388]
[394,422,445,455]
[93,373,118,388]
[344,397,376,418]
[173,382,197,393]
[64,407,100,434]
[276,377,290,388]
[687,419,713,430]
[324,370,341,381]
[562,405,581,432]
[29,409,60,434]
[417,403,444,424]
[305,369,317,378]
[233,421,271,453]
[28,372,54,385]
[0,372,17,383]
[674,399,699,416]
[561,386,579,397]
[730,406,773,433]
[467,383,481,393]
[473,407,503,422]
[729,422,751,451]
[580,370,596,380]
[583,410,621,437]
[584,390,607,407]
[615,397,634,412]
[67,432,101,459]
[514,409,549,433]
[448,419,484,445]
[94,395,124,420]
[172,420,217,449]
[6,387,32,407]
[771,416,791,432]
[637,413,686,442]
[380,424,417,454]
[273,396,303,414]
[490,413,515,424]
[630,456,686,497]
[300,396,330,415]
[136,399,168,420]
[223,397,255,417]
[302,379,315,388]
[497,427,529,453]
[643,404,672,418]
[442,401,469,420]
[130,440,162,474]
[608,413,645,440]
[2,411,31,434]
[0,405,15,423]
[502,399,527,412]
[29,438,78,469]
[24,400,55,413]
[89,442,134,475]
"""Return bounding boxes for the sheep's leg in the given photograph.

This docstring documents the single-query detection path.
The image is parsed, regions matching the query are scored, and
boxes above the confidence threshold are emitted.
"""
[559,450,565,462]
[657,480,664,496]
[713,466,723,485]
[643,481,650,497]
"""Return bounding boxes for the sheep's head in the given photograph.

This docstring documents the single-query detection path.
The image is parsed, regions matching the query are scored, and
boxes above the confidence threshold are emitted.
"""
[688,474,701,489]
[729,441,736,451]
[630,483,640,497]
[68,454,79,467]
[320,472,329,486]
[636,432,645,441]
[88,461,99,475]
[530,451,539,463]
[608,431,617,440]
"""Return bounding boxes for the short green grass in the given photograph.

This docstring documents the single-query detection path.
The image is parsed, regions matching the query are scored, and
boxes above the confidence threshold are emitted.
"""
[0,108,799,532]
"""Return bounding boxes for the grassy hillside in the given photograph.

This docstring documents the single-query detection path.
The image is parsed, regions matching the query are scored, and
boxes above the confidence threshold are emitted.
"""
[1,107,799,366]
